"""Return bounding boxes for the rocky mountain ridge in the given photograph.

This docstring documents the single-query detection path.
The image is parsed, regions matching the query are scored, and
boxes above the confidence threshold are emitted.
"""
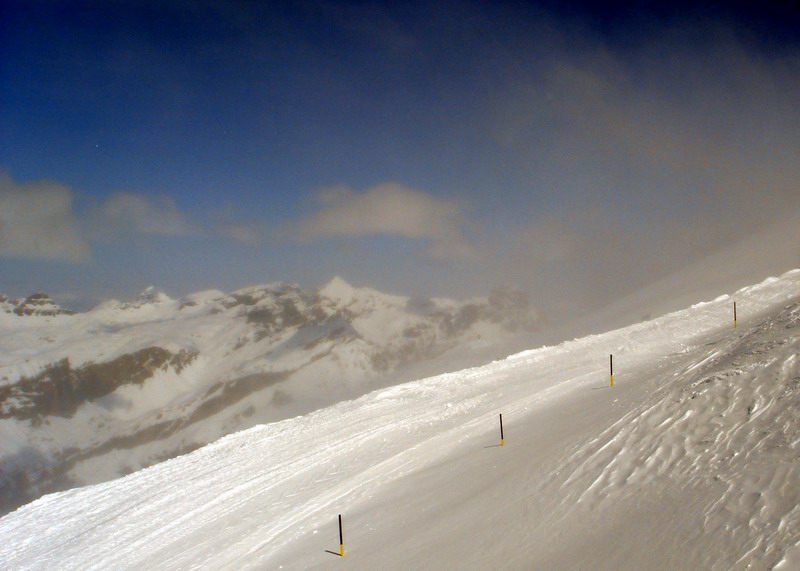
[0,293,74,317]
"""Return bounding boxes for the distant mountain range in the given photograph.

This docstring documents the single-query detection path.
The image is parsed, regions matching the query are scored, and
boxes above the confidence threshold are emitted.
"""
[0,278,540,514]
[1,293,75,317]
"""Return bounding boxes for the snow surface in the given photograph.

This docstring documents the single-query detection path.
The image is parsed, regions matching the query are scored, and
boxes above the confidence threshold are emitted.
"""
[1,270,799,570]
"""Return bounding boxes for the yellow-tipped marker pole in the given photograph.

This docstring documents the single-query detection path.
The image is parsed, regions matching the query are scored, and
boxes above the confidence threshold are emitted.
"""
[733,301,737,329]
[338,514,344,557]
[499,413,505,446]
[609,354,614,388]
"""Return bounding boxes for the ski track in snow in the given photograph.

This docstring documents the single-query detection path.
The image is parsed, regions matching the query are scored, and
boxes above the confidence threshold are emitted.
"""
[1,270,799,570]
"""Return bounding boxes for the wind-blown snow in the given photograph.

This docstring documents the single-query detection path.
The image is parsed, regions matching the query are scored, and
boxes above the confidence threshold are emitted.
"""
[1,270,799,570]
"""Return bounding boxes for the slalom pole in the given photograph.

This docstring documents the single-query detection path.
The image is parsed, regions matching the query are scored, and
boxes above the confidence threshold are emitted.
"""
[609,354,614,388]
[499,413,505,446]
[339,514,344,557]
[733,301,737,329]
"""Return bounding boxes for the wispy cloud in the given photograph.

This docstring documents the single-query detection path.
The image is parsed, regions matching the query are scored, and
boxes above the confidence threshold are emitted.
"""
[0,176,271,266]
[220,223,261,246]
[99,192,194,236]
[293,183,475,259]
[0,173,91,262]
[94,191,266,245]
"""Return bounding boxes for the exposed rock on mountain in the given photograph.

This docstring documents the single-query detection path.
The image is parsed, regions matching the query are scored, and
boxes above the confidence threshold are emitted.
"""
[0,278,540,514]
[0,347,197,421]
[0,293,74,317]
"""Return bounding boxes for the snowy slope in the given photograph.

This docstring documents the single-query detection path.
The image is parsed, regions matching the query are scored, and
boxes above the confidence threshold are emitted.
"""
[0,279,539,513]
[1,269,798,570]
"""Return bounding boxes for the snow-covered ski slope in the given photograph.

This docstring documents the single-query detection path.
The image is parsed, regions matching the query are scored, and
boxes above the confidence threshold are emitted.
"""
[2,269,799,570]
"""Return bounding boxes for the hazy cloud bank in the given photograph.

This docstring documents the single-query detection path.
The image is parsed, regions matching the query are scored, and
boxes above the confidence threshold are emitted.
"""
[0,173,91,263]
[0,174,264,263]
[99,192,194,237]
[293,183,475,260]
[479,19,800,314]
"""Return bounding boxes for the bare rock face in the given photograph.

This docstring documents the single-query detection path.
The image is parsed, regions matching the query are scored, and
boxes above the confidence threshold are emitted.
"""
[0,347,198,514]
[0,347,198,421]
[3,293,75,317]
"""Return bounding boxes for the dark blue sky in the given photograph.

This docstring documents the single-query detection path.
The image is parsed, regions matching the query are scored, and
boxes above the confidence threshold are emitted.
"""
[1,1,799,315]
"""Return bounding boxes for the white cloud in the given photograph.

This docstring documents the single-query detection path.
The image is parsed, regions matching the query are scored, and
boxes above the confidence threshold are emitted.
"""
[100,192,194,236]
[98,193,263,245]
[295,183,474,259]
[221,223,261,245]
[0,173,91,262]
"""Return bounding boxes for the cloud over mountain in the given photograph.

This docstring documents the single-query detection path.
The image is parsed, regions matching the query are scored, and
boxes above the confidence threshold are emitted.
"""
[99,192,194,237]
[294,183,475,259]
[0,175,266,268]
[0,173,91,263]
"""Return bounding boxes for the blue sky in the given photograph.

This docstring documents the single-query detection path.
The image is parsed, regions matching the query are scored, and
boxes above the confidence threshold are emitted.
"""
[1,1,799,316]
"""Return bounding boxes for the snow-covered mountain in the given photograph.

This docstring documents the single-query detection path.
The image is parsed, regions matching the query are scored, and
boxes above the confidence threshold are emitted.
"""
[1,269,798,569]
[0,293,74,317]
[0,278,539,513]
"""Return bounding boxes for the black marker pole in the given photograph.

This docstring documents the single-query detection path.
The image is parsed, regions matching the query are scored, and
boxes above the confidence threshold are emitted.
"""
[734,301,737,329]
[499,413,505,446]
[338,514,344,557]
[610,354,614,388]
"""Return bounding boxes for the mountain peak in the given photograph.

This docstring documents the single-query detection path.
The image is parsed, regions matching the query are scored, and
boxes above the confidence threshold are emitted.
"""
[2,292,75,317]
[319,277,410,310]
[319,276,357,302]
[135,286,171,304]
